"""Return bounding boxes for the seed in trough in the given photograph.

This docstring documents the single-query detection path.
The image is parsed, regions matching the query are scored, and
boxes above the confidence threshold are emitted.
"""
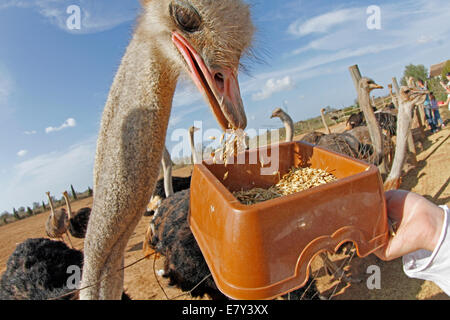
[233,167,337,205]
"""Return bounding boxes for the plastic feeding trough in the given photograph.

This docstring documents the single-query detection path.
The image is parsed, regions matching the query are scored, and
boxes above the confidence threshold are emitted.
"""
[189,141,388,300]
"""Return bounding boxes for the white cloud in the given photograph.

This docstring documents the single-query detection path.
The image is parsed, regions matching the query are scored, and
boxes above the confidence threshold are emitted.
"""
[0,0,138,34]
[252,76,294,101]
[288,8,361,37]
[17,150,28,157]
[1,137,97,211]
[45,118,77,134]
[24,130,37,135]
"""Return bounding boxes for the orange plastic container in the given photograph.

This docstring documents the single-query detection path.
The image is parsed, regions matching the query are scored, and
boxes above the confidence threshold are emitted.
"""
[189,141,388,300]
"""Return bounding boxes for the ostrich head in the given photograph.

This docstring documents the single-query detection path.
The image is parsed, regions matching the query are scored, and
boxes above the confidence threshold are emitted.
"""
[270,107,284,119]
[138,0,254,130]
[399,87,428,105]
[359,78,384,93]
[189,126,200,135]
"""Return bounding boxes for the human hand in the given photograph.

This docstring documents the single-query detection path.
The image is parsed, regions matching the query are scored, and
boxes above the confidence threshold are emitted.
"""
[375,190,445,261]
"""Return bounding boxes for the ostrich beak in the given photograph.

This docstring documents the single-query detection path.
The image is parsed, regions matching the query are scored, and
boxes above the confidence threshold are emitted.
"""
[369,83,384,91]
[172,32,247,130]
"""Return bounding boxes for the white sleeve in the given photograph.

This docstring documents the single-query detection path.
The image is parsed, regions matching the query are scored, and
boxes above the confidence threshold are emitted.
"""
[402,205,450,296]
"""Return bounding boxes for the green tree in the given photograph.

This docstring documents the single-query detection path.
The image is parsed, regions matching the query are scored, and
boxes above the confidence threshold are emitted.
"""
[13,208,20,220]
[27,207,33,216]
[401,64,428,86]
[87,186,93,197]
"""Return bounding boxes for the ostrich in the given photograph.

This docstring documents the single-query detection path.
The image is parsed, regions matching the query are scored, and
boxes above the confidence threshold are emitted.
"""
[320,108,331,134]
[384,87,428,190]
[271,108,373,164]
[80,0,254,300]
[271,107,294,142]
[0,238,83,300]
[62,191,91,239]
[45,192,72,247]
[0,238,130,300]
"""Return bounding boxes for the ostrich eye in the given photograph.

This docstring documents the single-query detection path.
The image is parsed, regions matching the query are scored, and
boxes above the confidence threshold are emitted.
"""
[170,1,202,33]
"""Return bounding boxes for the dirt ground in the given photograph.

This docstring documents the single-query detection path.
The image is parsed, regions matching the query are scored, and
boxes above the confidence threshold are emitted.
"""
[1,120,449,300]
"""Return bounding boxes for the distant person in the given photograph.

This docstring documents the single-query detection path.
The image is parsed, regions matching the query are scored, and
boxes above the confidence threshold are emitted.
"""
[417,80,436,133]
[430,93,445,129]
[375,190,450,295]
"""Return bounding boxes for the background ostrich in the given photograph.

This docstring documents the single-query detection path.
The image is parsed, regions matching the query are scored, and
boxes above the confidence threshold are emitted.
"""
[320,108,332,134]
[146,147,191,216]
[271,107,294,142]
[0,238,130,300]
[0,238,82,300]
[384,86,428,190]
[81,0,254,299]
[62,191,91,239]
[45,192,72,247]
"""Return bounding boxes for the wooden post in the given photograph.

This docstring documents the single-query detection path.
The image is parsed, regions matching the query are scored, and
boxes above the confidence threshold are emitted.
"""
[349,65,362,94]
[392,77,417,163]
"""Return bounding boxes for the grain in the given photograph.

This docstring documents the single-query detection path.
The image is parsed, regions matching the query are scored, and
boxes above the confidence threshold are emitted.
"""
[233,167,337,205]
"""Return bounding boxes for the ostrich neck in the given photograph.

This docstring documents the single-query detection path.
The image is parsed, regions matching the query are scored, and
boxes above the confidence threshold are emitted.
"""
[385,101,413,185]
[281,114,294,143]
[189,131,199,164]
[80,34,178,300]
[320,111,331,134]
[63,194,73,219]
[162,147,174,197]
[46,194,57,225]
[358,89,384,164]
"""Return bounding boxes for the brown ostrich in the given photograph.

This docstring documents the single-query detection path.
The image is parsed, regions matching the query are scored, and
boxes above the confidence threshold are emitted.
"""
[80,0,254,300]
[45,192,72,247]
[144,123,322,300]
[384,86,428,190]
[271,107,294,142]
[320,108,332,134]
[62,191,91,239]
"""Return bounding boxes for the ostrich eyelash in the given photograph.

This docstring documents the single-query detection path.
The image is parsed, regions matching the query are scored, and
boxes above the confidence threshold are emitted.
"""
[170,1,202,33]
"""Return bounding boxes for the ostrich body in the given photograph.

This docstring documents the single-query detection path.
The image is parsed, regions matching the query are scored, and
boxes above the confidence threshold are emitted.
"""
[384,87,427,190]
[81,0,254,300]
[63,191,91,239]
[45,192,71,245]
[0,238,83,300]
[0,238,130,300]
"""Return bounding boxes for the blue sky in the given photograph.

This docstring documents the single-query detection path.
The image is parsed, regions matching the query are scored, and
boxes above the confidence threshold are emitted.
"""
[0,0,449,213]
